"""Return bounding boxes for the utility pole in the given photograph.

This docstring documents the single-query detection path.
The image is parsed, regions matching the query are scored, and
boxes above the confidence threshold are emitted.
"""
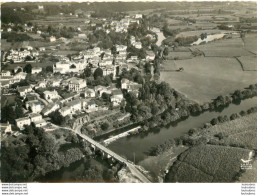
[133,152,135,164]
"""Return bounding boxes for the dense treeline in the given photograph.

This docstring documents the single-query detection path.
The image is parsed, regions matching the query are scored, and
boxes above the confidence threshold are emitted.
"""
[1,126,84,182]
[2,32,33,42]
[1,126,119,182]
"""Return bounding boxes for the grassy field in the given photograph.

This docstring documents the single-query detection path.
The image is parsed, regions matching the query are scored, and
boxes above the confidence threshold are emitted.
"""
[238,56,257,71]
[175,29,232,38]
[160,56,257,103]
[243,34,257,55]
[200,113,257,150]
[166,52,193,60]
[166,144,252,182]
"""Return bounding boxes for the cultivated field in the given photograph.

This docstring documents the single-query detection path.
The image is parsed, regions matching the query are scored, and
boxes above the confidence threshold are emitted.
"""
[160,56,257,103]
[237,56,257,71]
[243,34,257,55]
[194,38,254,57]
[201,113,257,150]
[166,144,252,182]
[166,51,193,60]
[175,29,232,38]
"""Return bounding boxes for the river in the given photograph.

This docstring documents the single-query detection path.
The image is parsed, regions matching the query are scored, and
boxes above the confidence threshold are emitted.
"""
[108,97,257,163]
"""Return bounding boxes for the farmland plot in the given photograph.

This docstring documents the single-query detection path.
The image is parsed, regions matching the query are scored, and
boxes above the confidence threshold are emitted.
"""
[243,35,257,55]
[167,52,193,60]
[160,57,257,103]
[166,144,252,182]
[237,56,257,71]
[201,113,257,150]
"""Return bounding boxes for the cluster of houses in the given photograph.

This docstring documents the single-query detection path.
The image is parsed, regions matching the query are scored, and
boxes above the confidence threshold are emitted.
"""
[1,70,27,88]
[6,47,39,63]
[52,44,145,77]
[1,13,158,132]
[9,71,144,130]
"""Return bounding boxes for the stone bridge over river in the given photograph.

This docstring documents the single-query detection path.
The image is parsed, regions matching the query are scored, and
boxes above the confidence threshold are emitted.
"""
[59,124,151,183]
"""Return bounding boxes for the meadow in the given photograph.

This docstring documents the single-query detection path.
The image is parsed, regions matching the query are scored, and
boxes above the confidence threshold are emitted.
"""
[238,56,257,71]
[160,56,257,103]
[161,34,257,104]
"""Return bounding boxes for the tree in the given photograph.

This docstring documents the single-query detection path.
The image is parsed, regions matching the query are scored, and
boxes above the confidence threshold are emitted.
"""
[84,67,92,77]
[45,66,53,72]
[93,67,103,80]
[23,64,32,74]
[163,47,169,56]
[101,122,109,131]
[1,105,16,124]
[49,111,65,125]
[70,64,76,69]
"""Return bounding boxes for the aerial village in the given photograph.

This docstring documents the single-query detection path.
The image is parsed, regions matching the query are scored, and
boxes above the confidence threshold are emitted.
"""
[1,8,154,138]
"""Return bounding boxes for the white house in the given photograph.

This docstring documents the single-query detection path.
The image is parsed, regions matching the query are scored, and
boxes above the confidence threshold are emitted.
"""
[133,42,142,49]
[15,117,31,130]
[59,107,71,117]
[28,113,42,123]
[85,101,98,113]
[34,119,47,128]
[14,72,27,80]
[36,80,46,89]
[31,67,42,74]
[26,100,44,113]
[65,99,82,113]
[135,14,143,19]
[68,77,87,92]
[1,70,11,77]
[1,122,12,134]
[49,36,56,42]
[84,88,95,98]
[43,90,59,101]
[116,45,127,52]
[121,78,130,89]
[47,78,62,87]
[146,51,156,61]
[17,86,32,97]
[39,47,45,51]
[41,103,60,116]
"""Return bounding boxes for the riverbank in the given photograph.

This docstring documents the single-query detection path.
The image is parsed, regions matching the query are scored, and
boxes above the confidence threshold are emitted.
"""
[138,145,187,182]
